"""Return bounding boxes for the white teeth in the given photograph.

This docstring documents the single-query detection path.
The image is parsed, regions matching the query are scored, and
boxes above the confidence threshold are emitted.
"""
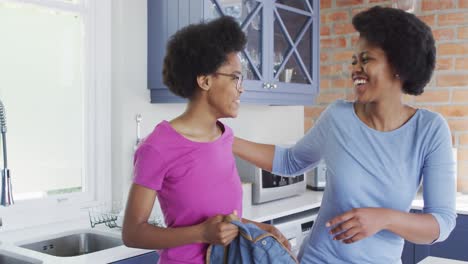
[354,79,367,86]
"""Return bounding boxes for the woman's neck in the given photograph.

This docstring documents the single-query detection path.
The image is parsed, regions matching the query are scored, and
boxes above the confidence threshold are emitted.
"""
[355,99,416,132]
[170,99,222,142]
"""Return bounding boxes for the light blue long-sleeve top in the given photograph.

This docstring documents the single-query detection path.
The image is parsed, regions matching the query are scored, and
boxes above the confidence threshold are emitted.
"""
[273,100,456,264]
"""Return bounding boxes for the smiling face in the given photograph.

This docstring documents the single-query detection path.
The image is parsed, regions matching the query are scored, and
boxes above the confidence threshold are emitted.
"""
[351,37,401,103]
[206,52,244,118]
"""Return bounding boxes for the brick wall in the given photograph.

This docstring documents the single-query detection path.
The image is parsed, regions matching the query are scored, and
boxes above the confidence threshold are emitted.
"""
[306,0,468,190]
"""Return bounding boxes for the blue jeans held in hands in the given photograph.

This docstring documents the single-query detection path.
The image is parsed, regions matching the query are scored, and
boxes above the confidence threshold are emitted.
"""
[206,215,298,264]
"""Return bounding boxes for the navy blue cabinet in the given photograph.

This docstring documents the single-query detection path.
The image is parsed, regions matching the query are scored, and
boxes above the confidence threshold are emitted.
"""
[148,0,320,105]
[402,211,468,263]
[402,242,430,264]
[401,240,414,264]
[110,251,159,264]
[430,214,468,261]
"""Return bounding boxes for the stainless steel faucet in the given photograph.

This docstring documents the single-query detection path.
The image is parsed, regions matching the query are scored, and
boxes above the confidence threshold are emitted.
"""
[0,100,13,206]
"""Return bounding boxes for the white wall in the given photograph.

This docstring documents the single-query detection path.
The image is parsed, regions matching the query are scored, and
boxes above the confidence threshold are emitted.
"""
[111,0,304,204]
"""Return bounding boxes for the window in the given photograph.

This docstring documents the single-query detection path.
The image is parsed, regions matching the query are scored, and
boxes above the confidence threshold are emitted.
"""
[0,0,110,230]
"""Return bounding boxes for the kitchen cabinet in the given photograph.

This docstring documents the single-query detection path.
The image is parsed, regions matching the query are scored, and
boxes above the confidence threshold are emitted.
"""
[402,242,431,264]
[110,251,159,264]
[402,211,468,263]
[401,239,414,264]
[430,214,468,261]
[148,0,320,105]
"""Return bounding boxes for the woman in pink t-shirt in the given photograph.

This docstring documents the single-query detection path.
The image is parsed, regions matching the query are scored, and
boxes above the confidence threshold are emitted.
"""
[122,16,289,264]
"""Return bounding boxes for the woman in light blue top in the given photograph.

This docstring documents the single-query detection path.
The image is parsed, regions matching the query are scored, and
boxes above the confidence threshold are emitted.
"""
[233,6,456,264]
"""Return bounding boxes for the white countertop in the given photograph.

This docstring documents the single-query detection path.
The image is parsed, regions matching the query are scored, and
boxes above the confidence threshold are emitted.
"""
[243,189,323,222]
[418,256,468,263]
[243,189,468,223]
[411,192,468,215]
[0,217,153,264]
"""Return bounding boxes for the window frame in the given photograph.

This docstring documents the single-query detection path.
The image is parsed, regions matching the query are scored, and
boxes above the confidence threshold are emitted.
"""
[0,0,111,231]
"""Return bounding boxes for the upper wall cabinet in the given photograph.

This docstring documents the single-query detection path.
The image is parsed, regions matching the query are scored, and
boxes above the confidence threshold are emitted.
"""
[148,0,320,105]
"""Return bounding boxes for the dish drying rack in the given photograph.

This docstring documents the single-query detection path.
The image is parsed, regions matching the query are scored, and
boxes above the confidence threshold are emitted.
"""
[87,201,165,229]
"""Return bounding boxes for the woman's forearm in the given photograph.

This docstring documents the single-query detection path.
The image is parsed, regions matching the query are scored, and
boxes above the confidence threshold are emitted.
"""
[123,222,204,249]
[386,209,440,244]
[233,137,275,171]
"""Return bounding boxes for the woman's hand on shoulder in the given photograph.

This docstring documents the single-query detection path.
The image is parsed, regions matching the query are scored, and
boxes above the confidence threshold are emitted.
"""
[198,215,239,246]
[326,208,391,244]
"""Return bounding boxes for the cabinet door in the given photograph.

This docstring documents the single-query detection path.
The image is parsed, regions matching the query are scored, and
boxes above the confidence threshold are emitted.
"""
[212,0,320,104]
[401,241,414,264]
[148,0,206,103]
[269,0,319,96]
[209,0,267,92]
[401,237,430,263]
[110,252,159,264]
[430,214,468,261]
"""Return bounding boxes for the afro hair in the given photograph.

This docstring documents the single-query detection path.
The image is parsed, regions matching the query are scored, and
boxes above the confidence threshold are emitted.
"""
[352,6,436,95]
[162,16,247,99]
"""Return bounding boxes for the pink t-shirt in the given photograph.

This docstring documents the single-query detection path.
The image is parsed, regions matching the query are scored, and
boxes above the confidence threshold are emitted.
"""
[133,120,243,264]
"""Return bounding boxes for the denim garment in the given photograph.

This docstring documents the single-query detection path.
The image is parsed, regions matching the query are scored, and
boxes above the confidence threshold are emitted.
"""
[206,216,298,264]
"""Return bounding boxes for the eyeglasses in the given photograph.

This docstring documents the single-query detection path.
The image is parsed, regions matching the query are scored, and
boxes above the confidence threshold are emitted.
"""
[213,72,244,92]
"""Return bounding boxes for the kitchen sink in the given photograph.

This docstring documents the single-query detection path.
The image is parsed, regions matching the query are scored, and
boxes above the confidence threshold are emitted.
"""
[19,231,123,257]
[0,250,42,264]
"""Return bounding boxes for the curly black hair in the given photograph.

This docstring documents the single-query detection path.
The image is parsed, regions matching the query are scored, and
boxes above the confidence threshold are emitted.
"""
[162,16,247,99]
[352,6,436,95]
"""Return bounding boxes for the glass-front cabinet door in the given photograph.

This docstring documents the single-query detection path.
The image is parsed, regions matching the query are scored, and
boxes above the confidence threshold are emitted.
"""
[208,0,267,91]
[208,0,318,96]
[270,0,318,94]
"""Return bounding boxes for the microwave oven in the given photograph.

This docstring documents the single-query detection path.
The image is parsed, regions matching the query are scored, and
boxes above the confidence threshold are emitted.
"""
[235,156,306,204]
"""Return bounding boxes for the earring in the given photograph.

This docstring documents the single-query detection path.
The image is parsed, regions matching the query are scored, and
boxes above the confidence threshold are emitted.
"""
[394,74,400,79]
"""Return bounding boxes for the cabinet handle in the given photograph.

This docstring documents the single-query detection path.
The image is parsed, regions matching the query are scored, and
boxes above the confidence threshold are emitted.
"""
[263,83,271,89]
